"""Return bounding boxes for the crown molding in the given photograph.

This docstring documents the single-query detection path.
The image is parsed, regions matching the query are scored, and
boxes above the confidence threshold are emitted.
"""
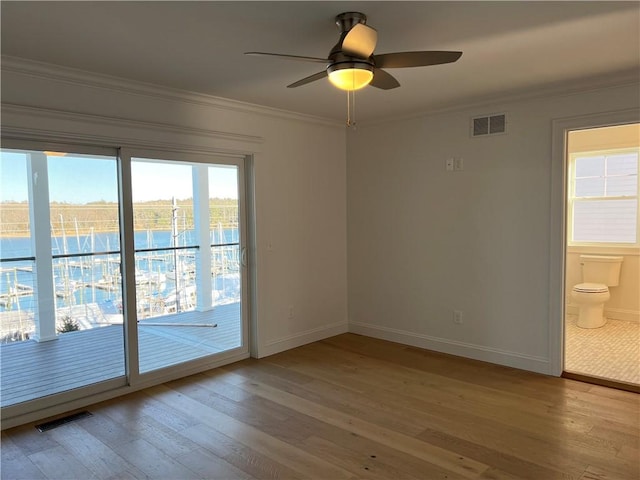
[357,68,640,128]
[1,103,264,156]
[1,56,343,129]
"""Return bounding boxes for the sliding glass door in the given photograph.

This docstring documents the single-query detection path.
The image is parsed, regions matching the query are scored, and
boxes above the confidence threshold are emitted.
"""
[1,142,248,416]
[128,154,246,373]
[0,146,126,407]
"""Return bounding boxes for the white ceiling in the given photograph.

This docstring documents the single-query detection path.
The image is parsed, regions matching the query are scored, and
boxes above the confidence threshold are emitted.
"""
[1,1,639,122]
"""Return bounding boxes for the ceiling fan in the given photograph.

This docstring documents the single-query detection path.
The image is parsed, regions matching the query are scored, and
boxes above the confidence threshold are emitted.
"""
[246,12,462,91]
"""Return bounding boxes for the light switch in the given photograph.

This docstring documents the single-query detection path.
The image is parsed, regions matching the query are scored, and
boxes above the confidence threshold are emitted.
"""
[446,158,454,171]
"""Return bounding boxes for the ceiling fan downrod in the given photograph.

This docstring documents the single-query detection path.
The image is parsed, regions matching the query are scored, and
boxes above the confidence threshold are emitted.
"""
[335,12,367,33]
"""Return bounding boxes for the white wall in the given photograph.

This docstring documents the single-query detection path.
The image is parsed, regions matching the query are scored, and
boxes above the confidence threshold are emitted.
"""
[1,58,349,359]
[347,83,640,374]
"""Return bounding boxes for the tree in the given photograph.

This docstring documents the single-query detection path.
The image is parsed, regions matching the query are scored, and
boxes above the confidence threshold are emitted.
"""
[57,316,80,333]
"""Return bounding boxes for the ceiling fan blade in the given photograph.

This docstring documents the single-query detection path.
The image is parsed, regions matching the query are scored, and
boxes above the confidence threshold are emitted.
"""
[370,68,400,90]
[341,23,378,58]
[245,52,328,64]
[287,71,328,88]
[374,51,462,69]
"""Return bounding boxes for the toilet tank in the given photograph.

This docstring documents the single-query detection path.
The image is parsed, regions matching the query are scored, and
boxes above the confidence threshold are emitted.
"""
[580,255,624,286]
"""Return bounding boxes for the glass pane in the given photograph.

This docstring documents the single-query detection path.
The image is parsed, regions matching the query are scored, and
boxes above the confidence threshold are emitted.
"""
[575,156,605,177]
[48,153,122,318]
[575,177,605,197]
[131,160,195,249]
[1,149,124,408]
[0,152,32,259]
[212,244,240,305]
[134,247,197,318]
[606,175,638,197]
[210,165,240,308]
[1,151,35,344]
[133,159,242,373]
[0,259,35,343]
[607,153,638,176]
[573,199,637,243]
[131,159,195,313]
[209,165,242,353]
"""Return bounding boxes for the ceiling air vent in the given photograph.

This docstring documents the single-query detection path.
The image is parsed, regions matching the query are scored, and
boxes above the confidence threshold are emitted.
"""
[471,113,507,137]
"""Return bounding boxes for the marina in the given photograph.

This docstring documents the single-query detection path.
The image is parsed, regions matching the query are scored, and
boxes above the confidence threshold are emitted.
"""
[0,226,240,342]
[0,223,243,407]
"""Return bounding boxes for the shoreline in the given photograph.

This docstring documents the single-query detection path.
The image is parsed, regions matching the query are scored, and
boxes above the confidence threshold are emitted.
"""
[0,224,238,239]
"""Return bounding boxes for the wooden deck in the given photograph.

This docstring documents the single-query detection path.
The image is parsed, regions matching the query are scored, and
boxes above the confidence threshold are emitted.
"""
[1,303,241,407]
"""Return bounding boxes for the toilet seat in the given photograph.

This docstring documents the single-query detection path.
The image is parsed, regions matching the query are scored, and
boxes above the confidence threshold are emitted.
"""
[572,282,608,293]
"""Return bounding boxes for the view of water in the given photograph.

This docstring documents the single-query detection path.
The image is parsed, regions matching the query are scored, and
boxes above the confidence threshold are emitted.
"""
[0,228,240,316]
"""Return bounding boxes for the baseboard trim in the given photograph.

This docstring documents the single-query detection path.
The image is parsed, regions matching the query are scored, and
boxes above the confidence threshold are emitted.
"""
[349,322,551,375]
[259,321,349,358]
[566,305,639,322]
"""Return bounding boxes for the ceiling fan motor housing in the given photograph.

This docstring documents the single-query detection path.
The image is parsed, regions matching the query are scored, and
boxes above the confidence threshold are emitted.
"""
[327,60,374,76]
[328,13,375,77]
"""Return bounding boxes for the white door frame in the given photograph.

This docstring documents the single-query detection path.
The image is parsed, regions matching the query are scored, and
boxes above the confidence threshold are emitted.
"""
[548,108,640,376]
[119,146,251,385]
[1,138,256,428]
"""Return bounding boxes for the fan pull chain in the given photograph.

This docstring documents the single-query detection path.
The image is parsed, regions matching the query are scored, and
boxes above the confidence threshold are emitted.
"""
[346,89,357,129]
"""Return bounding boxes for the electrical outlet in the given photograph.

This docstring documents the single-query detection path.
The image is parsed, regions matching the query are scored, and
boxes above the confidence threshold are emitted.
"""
[288,305,294,319]
[453,310,463,324]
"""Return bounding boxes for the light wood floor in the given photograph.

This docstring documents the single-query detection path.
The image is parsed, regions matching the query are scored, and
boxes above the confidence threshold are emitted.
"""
[2,333,638,480]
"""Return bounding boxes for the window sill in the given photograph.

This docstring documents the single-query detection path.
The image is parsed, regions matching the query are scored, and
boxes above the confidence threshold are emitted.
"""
[567,245,640,256]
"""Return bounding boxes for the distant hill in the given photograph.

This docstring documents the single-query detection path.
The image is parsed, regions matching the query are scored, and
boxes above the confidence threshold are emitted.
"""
[0,199,238,237]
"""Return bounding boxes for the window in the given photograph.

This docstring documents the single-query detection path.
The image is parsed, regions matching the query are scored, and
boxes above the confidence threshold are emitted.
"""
[0,148,123,344]
[568,149,639,245]
[0,147,126,407]
[0,152,33,343]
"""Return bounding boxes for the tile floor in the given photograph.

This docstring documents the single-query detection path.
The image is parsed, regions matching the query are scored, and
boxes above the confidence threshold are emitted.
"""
[565,314,640,385]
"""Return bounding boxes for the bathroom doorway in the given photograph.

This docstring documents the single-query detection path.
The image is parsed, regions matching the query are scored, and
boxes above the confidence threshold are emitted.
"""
[563,123,640,391]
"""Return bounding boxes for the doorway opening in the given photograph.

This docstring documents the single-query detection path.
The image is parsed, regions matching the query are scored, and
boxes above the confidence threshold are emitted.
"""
[563,123,639,391]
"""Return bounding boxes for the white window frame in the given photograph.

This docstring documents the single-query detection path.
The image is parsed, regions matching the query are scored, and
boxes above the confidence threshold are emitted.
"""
[567,147,640,248]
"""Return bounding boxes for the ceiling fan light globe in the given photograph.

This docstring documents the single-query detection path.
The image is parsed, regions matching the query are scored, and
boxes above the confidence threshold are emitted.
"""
[328,66,373,91]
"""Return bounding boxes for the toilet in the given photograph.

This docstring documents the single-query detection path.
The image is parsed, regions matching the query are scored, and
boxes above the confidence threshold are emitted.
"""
[571,255,623,328]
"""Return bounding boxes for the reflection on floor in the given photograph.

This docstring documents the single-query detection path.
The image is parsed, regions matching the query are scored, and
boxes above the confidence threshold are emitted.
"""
[565,314,640,385]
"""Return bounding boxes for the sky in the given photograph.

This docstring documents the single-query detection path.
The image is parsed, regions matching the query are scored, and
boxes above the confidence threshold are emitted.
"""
[0,151,239,203]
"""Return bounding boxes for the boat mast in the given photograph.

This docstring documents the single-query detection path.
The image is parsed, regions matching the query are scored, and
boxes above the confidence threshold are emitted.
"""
[172,197,181,311]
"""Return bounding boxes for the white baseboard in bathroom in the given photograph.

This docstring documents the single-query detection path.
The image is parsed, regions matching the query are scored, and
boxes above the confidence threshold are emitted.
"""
[604,307,639,322]
[348,321,551,375]
[566,305,639,322]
